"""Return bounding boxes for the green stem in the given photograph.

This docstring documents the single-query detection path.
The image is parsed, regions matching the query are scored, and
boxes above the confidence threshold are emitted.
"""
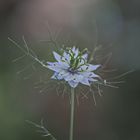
[69,88,75,140]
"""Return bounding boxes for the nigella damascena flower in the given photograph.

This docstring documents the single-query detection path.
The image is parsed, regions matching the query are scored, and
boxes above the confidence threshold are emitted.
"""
[47,47,101,88]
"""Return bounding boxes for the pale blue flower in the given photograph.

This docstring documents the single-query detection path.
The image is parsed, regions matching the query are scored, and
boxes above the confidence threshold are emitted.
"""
[47,47,100,88]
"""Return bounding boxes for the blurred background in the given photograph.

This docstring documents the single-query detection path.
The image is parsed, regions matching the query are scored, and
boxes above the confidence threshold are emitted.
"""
[0,0,140,140]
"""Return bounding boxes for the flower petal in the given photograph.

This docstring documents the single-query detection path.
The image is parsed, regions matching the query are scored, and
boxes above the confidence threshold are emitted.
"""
[64,73,83,82]
[59,61,69,69]
[79,64,100,72]
[78,71,100,80]
[88,72,100,78]
[87,64,101,71]
[47,62,62,72]
[51,72,64,80]
[47,61,69,72]
[72,46,76,52]
[68,80,79,88]
[82,53,88,59]
[80,78,90,86]
[51,72,58,79]
[72,46,79,58]
[63,52,70,63]
[88,77,98,82]
[64,73,74,81]
[53,52,61,62]
[58,70,68,79]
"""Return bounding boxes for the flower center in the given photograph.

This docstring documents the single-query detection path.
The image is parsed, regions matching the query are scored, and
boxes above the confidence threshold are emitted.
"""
[68,67,78,74]
[66,48,88,71]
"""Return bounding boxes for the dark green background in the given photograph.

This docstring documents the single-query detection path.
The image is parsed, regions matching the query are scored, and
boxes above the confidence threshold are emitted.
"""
[0,0,140,140]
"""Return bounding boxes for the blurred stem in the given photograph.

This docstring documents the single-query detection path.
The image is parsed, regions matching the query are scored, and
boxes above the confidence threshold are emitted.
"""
[89,45,102,63]
[89,47,97,63]
[69,88,75,140]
